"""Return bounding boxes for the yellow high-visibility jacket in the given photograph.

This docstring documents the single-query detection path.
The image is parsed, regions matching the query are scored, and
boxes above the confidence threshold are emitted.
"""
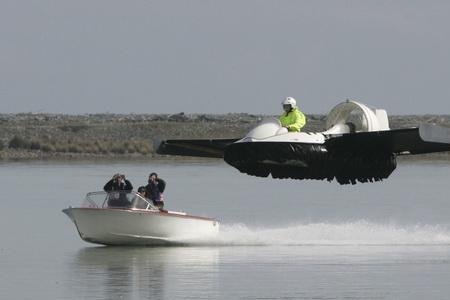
[279,107,306,132]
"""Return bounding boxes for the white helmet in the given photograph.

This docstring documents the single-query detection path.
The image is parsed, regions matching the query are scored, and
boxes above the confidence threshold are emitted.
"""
[282,97,296,107]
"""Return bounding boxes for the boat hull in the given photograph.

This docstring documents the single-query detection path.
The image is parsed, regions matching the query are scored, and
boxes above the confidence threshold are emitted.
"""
[63,207,219,246]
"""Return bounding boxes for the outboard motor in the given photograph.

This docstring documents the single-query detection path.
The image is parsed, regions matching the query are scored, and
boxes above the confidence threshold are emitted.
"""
[324,100,390,134]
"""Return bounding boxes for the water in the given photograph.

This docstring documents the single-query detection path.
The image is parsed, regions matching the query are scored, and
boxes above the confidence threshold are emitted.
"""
[1,159,450,299]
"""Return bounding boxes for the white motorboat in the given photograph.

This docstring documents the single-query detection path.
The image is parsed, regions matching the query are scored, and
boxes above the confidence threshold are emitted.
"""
[63,191,219,246]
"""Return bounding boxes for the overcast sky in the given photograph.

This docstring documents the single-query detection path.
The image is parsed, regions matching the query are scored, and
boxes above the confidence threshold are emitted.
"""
[1,0,450,115]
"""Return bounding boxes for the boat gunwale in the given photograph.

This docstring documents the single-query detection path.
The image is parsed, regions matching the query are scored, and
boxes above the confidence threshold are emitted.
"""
[68,207,218,222]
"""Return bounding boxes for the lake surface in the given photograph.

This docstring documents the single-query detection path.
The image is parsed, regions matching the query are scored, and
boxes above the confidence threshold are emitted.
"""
[1,159,450,299]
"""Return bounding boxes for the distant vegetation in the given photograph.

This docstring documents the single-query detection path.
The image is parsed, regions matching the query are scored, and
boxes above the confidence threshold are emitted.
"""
[57,124,90,133]
[0,113,260,159]
[7,135,152,155]
[0,113,449,160]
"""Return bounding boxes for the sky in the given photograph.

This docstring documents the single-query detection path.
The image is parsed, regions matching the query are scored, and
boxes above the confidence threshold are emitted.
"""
[1,0,450,115]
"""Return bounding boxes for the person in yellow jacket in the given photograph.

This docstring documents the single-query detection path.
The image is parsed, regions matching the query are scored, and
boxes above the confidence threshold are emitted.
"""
[279,97,306,132]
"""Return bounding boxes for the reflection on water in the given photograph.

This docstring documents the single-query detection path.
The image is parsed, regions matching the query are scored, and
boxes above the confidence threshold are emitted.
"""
[71,247,164,299]
[65,245,450,300]
[68,247,219,300]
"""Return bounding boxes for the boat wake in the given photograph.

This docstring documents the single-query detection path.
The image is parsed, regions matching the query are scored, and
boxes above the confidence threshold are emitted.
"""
[179,220,450,246]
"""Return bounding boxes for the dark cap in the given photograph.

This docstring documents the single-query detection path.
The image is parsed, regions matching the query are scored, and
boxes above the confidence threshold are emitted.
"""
[149,172,158,177]
[137,186,146,193]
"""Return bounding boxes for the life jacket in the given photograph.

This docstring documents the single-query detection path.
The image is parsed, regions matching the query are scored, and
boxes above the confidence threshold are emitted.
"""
[279,107,306,132]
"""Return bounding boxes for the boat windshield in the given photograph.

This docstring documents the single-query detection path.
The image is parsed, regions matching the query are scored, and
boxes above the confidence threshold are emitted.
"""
[82,191,156,210]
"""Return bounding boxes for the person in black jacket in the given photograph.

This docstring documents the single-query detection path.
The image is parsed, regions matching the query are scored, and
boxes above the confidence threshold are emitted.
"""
[145,172,166,208]
[104,173,133,207]
[104,174,133,192]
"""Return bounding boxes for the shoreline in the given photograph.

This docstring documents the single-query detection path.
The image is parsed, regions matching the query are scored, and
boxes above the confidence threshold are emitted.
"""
[1,151,449,163]
[1,113,449,161]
